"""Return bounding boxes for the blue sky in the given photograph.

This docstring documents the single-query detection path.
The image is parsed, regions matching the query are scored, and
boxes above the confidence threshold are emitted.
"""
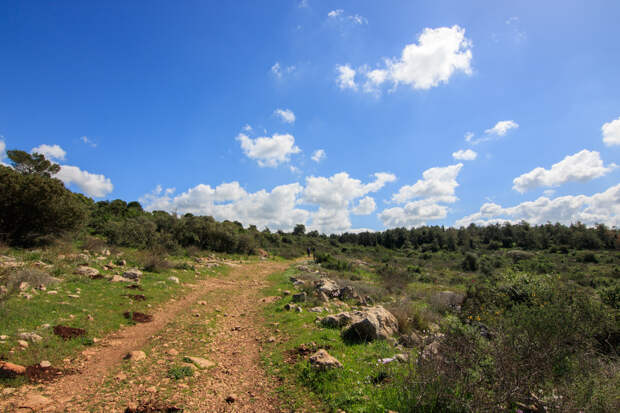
[1,0,619,232]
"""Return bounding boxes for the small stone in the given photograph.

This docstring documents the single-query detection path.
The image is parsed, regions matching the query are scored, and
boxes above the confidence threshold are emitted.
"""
[68,294,80,299]
[74,266,100,277]
[395,353,409,363]
[185,356,215,369]
[125,350,146,362]
[309,349,343,370]
[18,339,29,348]
[197,301,207,305]
[18,332,43,343]
[292,292,307,303]
[146,386,157,393]
[167,349,179,356]
[0,361,26,375]
[267,336,276,343]
[167,276,180,284]
[47,290,58,295]
[39,360,51,368]
[225,394,237,403]
[122,269,143,280]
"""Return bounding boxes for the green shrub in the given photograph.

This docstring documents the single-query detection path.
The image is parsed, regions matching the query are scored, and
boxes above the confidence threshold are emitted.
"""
[461,253,479,271]
[167,365,194,380]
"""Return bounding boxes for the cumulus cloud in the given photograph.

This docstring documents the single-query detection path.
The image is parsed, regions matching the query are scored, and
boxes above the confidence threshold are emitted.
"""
[303,172,396,233]
[337,65,357,90]
[452,149,477,161]
[380,163,464,228]
[237,132,301,167]
[31,144,66,161]
[379,199,449,228]
[348,26,472,93]
[271,62,295,78]
[392,163,463,204]
[140,171,395,233]
[455,183,620,228]
[311,149,326,163]
[512,150,616,193]
[352,196,376,215]
[485,120,519,136]
[142,182,309,231]
[274,108,296,124]
[56,165,113,198]
[602,116,620,146]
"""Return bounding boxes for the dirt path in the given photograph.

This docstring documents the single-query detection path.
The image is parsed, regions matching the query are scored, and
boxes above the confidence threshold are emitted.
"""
[2,259,294,412]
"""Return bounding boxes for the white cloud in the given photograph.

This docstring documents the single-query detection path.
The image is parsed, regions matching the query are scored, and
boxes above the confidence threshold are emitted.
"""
[467,120,519,145]
[56,165,113,198]
[328,9,367,25]
[289,165,301,174]
[352,196,376,215]
[31,144,66,161]
[392,163,463,204]
[80,136,97,147]
[0,139,7,165]
[455,183,620,228]
[353,25,472,93]
[274,108,296,124]
[242,124,252,132]
[381,163,463,228]
[452,149,477,161]
[304,172,395,233]
[485,120,519,136]
[142,182,309,231]
[512,149,616,193]
[237,132,301,167]
[271,62,295,78]
[328,9,343,18]
[602,116,620,146]
[311,149,326,163]
[379,199,449,228]
[337,65,357,90]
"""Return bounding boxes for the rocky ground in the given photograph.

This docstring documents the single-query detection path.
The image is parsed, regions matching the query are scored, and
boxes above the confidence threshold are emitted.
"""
[0,259,294,412]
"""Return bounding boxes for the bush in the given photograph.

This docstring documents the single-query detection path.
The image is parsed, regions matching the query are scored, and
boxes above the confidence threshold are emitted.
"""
[461,253,479,271]
[167,365,194,380]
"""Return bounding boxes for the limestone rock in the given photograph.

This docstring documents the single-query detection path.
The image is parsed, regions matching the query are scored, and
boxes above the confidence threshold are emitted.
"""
[186,356,215,369]
[342,306,399,342]
[309,349,343,370]
[125,350,146,362]
[123,269,143,280]
[316,279,340,297]
[75,266,100,277]
[167,276,180,284]
[18,332,43,343]
[292,292,307,303]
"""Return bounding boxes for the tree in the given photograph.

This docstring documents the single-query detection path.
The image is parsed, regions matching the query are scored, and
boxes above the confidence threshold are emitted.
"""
[0,165,87,246]
[7,150,61,177]
[293,224,306,236]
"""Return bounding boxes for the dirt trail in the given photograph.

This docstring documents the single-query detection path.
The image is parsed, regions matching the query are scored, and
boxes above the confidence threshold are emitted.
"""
[2,259,294,412]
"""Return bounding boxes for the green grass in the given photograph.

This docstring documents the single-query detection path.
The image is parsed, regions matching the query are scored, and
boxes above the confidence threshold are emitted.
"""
[261,268,413,413]
[0,248,227,387]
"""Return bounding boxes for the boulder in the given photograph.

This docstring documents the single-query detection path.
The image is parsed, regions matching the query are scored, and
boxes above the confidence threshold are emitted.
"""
[320,312,360,328]
[316,279,340,297]
[309,349,342,370]
[123,269,143,280]
[338,285,358,300]
[342,306,399,342]
[75,266,100,277]
[292,292,307,303]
